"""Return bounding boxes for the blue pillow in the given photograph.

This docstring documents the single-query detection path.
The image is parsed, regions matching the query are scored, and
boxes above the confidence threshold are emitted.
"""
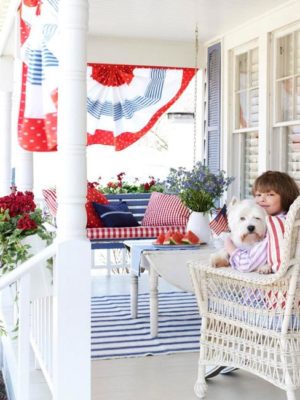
[92,201,139,227]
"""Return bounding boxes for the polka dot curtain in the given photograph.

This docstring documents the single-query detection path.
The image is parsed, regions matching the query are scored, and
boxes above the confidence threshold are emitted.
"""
[19,0,196,152]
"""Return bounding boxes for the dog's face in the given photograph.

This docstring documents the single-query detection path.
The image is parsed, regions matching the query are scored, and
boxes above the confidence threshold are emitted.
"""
[227,198,267,249]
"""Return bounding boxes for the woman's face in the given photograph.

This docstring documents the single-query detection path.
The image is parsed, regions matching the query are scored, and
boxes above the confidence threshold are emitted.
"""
[254,190,282,215]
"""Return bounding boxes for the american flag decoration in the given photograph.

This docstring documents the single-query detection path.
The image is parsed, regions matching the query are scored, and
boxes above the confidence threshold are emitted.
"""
[209,204,229,235]
[18,0,196,152]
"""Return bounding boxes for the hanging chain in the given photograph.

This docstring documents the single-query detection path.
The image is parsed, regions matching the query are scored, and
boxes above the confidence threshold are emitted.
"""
[193,24,199,166]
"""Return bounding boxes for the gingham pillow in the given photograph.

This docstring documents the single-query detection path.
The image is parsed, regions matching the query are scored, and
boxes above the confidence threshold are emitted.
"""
[42,184,108,228]
[141,192,190,226]
[266,215,285,273]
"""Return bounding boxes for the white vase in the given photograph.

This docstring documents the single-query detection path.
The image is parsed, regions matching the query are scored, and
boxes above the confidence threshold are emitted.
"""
[186,211,211,243]
[22,234,53,300]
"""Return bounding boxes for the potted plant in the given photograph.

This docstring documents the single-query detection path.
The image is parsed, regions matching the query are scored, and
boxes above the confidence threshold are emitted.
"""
[97,172,164,194]
[164,162,234,242]
[0,191,53,273]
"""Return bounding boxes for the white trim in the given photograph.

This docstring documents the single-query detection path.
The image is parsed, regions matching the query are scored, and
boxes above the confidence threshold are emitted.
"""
[0,0,20,57]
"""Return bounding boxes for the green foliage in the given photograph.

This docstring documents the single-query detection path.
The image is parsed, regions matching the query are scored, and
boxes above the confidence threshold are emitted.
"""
[97,173,164,194]
[164,162,235,213]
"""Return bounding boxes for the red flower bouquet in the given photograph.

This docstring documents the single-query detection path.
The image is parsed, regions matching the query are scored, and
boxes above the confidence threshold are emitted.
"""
[0,191,52,274]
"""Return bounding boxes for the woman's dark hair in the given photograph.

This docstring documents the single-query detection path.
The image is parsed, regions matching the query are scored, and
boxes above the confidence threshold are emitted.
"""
[252,171,300,212]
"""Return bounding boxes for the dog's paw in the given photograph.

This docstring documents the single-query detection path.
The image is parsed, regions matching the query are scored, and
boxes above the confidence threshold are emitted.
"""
[256,264,272,274]
[210,253,230,268]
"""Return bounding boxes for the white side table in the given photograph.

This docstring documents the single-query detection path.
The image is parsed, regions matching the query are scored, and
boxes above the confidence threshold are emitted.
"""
[124,240,214,337]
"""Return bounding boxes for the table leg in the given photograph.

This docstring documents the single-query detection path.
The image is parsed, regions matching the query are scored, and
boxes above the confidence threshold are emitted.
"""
[149,267,159,337]
[130,273,138,318]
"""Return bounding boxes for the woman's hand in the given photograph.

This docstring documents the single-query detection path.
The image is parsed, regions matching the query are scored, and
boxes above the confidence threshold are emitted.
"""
[224,236,236,255]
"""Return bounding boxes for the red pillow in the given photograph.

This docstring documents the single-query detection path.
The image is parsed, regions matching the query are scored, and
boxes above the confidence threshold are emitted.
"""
[142,192,190,226]
[42,184,108,228]
[266,215,285,273]
[86,184,108,228]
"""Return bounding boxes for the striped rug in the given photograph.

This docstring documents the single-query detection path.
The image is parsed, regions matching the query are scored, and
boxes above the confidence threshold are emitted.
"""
[91,291,201,359]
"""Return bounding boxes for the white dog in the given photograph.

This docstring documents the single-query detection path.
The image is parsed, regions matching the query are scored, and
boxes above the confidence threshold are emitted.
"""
[210,198,270,272]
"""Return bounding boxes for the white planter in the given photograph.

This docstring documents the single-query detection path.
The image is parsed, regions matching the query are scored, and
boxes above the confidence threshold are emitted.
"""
[186,211,211,243]
[22,234,53,300]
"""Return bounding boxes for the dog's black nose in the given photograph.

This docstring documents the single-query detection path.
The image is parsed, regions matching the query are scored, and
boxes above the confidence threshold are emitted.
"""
[247,225,255,232]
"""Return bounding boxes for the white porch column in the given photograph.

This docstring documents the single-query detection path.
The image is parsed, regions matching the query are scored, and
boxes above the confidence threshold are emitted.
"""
[15,148,33,191]
[0,91,12,195]
[54,0,91,399]
[0,56,14,195]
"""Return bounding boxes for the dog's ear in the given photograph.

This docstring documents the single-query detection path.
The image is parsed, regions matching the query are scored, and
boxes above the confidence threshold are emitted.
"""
[227,196,239,213]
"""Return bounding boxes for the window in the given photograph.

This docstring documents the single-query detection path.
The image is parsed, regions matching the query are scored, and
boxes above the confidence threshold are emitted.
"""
[275,29,300,124]
[232,44,259,198]
[272,24,300,185]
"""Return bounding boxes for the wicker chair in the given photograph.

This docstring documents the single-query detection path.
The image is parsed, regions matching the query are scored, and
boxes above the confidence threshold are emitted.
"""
[189,195,300,400]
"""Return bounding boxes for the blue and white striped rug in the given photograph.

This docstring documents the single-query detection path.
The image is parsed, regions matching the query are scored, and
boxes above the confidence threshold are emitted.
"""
[91,291,201,359]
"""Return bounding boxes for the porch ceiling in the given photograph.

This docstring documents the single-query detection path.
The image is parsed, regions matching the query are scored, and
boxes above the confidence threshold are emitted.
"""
[88,0,291,42]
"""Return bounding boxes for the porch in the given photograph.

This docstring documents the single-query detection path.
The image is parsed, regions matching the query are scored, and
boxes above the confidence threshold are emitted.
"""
[0,0,300,399]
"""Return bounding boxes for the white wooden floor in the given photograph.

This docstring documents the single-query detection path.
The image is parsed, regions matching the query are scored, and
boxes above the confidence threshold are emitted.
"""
[91,271,300,400]
[22,268,300,400]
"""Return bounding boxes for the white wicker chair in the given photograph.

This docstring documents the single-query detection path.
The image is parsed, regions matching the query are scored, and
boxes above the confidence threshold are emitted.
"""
[189,195,300,400]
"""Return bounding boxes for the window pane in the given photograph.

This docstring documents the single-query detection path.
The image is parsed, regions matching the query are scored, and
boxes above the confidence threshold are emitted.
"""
[277,78,293,121]
[288,125,300,187]
[236,92,248,129]
[243,131,259,198]
[237,53,248,90]
[277,34,293,78]
[249,89,259,127]
[295,30,300,75]
[250,48,259,87]
[295,76,300,120]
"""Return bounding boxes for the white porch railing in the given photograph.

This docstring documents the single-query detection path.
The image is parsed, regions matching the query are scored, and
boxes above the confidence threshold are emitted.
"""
[0,243,56,400]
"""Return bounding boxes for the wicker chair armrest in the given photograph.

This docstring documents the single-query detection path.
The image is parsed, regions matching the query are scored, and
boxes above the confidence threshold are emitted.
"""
[188,260,298,286]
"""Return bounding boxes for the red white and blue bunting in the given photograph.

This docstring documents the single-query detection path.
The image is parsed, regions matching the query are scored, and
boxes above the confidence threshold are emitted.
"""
[18,0,196,152]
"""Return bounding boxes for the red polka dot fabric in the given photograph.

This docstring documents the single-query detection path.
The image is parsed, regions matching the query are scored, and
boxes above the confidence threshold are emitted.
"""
[86,186,108,228]
[18,3,196,153]
[42,184,108,228]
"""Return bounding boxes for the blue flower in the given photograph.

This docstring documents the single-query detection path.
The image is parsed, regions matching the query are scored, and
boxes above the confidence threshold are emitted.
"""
[163,162,234,212]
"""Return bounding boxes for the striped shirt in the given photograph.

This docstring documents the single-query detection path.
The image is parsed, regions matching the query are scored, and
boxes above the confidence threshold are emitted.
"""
[230,213,286,272]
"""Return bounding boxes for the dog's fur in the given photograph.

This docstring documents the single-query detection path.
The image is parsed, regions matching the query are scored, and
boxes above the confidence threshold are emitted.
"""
[210,198,270,272]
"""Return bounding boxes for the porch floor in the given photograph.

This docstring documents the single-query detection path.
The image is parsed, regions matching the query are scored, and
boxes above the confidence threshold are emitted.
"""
[91,271,299,400]
[25,270,300,399]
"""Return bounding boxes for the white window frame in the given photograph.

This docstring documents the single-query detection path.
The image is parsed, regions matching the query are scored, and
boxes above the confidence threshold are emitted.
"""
[231,40,259,198]
[272,21,300,127]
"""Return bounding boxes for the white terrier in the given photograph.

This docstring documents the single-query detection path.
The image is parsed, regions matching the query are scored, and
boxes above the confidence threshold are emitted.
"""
[210,198,269,272]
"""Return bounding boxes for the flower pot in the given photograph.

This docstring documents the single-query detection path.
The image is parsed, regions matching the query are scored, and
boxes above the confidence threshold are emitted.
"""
[186,211,211,243]
[22,234,53,300]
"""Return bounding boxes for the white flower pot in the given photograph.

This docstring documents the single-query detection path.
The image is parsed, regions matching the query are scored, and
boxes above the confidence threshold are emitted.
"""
[22,234,53,299]
[186,211,211,243]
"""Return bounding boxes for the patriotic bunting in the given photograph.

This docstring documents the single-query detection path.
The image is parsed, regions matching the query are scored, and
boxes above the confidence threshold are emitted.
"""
[18,0,196,152]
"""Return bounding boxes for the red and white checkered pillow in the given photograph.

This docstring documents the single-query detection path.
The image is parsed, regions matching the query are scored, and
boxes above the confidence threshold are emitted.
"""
[42,185,108,228]
[266,215,285,273]
[141,192,190,226]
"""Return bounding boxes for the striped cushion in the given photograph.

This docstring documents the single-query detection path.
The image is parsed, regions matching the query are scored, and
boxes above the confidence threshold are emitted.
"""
[266,215,285,273]
[42,188,57,217]
[87,225,186,240]
[141,192,190,226]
